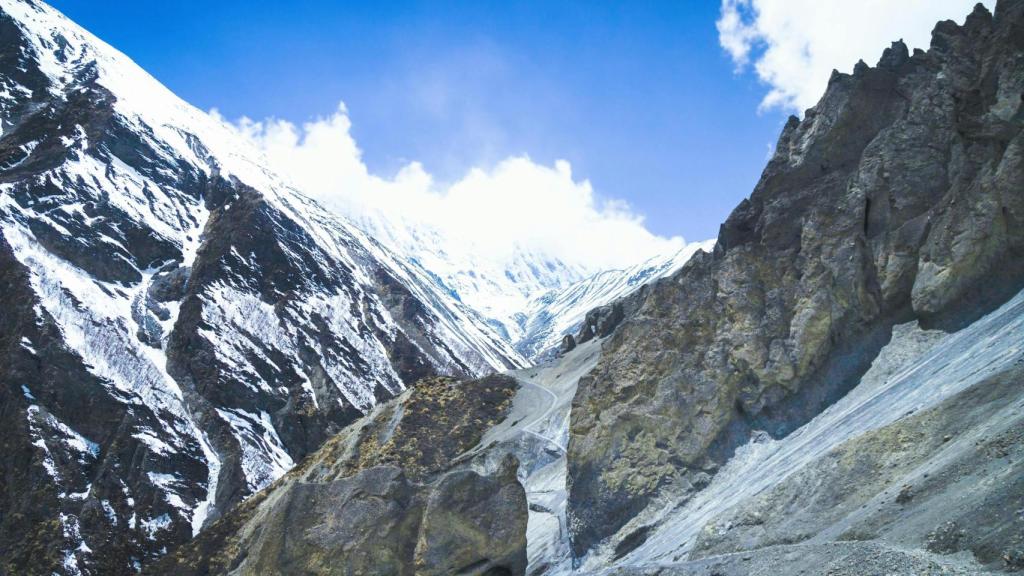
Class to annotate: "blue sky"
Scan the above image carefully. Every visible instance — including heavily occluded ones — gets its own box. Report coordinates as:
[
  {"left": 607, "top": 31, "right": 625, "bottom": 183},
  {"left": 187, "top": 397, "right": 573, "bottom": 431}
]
[
  {"left": 48, "top": 1, "right": 984, "bottom": 247},
  {"left": 50, "top": 0, "right": 789, "bottom": 242}
]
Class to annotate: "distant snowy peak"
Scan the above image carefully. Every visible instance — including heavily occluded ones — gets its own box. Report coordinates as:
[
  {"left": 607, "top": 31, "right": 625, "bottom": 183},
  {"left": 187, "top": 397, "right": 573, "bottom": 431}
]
[
  {"left": 346, "top": 203, "right": 712, "bottom": 362},
  {"left": 514, "top": 239, "right": 716, "bottom": 360},
  {"left": 342, "top": 206, "right": 590, "bottom": 342}
]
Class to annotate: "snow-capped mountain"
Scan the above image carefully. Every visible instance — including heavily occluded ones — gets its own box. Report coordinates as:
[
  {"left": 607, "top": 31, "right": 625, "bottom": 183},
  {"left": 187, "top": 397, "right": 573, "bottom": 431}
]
[
  {"left": 0, "top": 0, "right": 528, "bottom": 571},
  {"left": 342, "top": 208, "right": 591, "bottom": 345},
  {"left": 514, "top": 239, "right": 716, "bottom": 360},
  {"left": 343, "top": 207, "right": 712, "bottom": 363}
]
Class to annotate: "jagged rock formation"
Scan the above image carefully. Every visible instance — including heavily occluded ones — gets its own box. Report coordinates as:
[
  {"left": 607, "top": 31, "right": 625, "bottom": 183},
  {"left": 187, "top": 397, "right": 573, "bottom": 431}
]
[
  {"left": 561, "top": 334, "right": 577, "bottom": 354},
  {"left": 568, "top": 0, "right": 1024, "bottom": 561},
  {"left": 0, "top": 1, "right": 527, "bottom": 573},
  {"left": 148, "top": 374, "right": 528, "bottom": 576}
]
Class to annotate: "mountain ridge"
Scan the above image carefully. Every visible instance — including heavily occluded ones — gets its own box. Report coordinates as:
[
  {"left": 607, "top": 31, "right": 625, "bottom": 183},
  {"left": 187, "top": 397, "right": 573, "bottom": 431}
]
[
  {"left": 567, "top": 0, "right": 1024, "bottom": 562},
  {"left": 0, "top": 0, "right": 535, "bottom": 570}
]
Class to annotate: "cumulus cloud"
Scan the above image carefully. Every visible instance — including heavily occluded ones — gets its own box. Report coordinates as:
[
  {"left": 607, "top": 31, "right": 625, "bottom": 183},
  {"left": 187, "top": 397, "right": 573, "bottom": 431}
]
[
  {"left": 222, "top": 103, "right": 685, "bottom": 272},
  {"left": 718, "top": 0, "right": 994, "bottom": 112}
]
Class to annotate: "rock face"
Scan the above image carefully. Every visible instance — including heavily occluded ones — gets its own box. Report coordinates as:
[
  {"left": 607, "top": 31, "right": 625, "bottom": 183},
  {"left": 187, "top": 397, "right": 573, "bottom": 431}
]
[
  {"left": 568, "top": 0, "right": 1024, "bottom": 559},
  {"left": 0, "top": 1, "right": 525, "bottom": 573},
  {"left": 576, "top": 299, "right": 629, "bottom": 345},
  {"left": 148, "top": 375, "right": 528, "bottom": 576},
  {"left": 415, "top": 463, "right": 529, "bottom": 576}
]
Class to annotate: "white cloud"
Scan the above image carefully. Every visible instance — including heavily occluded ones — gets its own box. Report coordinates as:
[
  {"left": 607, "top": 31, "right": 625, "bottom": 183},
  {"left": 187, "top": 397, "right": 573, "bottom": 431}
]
[
  {"left": 718, "top": 0, "right": 993, "bottom": 112},
  {"left": 220, "top": 103, "right": 685, "bottom": 273}
]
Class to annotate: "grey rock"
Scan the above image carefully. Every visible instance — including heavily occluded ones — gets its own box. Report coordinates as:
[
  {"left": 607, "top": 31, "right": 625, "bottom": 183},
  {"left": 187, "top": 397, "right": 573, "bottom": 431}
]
[
  {"left": 561, "top": 333, "right": 577, "bottom": 354},
  {"left": 926, "top": 522, "right": 966, "bottom": 555},
  {"left": 567, "top": 0, "right": 1024, "bottom": 557},
  {"left": 576, "top": 302, "right": 626, "bottom": 344},
  {"left": 147, "top": 264, "right": 190, "bottom": 302},
  {"left": 148, "top": 375, "right": 528, "bottom": 576},
  {"left": 690, "top": 361, "right": 1024, "bottom": 571},
  {"left": 245, "top": 466, "right": 422, "bottom": 575},
  {"left": 415, "top": 455, "right": 528, "bottom": 576},
  {"left": 596, "top": 540, "right": 992, "bottom": 576}
]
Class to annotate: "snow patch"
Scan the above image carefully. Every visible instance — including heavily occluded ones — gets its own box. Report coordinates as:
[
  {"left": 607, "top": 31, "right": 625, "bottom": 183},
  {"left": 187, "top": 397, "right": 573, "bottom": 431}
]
[{"left": 214, "top": 407, "right": 295, "bottom": 492}]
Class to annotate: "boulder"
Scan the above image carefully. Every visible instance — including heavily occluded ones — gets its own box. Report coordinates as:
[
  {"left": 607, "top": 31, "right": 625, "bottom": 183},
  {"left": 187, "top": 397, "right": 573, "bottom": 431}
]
[
  {"left": 415, "top": 456, "right": 528, "bottom": 576},
  {"left": 148, "top": 375, "right": 529, "bottom": 576},
  {"left": 561, "top": 333, "right": 577, "bottom": 354}
]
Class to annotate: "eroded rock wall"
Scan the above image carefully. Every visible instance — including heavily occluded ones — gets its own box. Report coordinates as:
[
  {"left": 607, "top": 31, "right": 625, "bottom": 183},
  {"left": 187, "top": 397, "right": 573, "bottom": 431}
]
[{"left": 568, "top": 0, "right": 1024, "bottom": 557}]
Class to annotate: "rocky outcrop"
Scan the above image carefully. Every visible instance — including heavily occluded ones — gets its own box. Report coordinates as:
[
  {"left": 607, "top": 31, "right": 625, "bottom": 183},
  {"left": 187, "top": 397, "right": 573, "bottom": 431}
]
[
  {"left": 575, "top": 288, "right": 649, "bottom": 347},
  {"left": 148, "top": 375, "right": 529, "bottom": 576},
  {"left": 561, "top": 334, "right": 577, "bottom": 354},
  {"left": 415, "top": 462, "right": 529, "bottom": 576},
  {"left": 567, "top": 0, "right": 1024, "bottom": 558},
  {"left": 575, "top": 301, "right": 626, "bottom": 345},
  {"left": 181, "top": 462, "right": 526, "bottom": 576}
]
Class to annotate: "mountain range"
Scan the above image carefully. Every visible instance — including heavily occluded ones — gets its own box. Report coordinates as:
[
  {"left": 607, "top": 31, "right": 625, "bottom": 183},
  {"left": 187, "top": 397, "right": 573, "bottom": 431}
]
[
  {"left": 2, "top": 0, "right": 1023, "bottom": 575},
  {"left": 0, "top": 0, "right": 706, "bottom": 572}
]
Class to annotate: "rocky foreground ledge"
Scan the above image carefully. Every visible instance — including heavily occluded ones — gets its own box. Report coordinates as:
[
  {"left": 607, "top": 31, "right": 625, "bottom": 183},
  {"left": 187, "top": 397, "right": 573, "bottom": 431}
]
[{"left": 147, "top": 375, "right": 528, "bottom": 575}]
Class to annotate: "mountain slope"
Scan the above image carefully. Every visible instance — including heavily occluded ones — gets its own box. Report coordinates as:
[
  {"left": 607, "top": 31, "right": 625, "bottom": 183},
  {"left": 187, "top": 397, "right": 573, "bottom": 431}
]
[
  {"left": 0, "top": 0, "right": 526, "bottom": 572},
  {"left": 567, "top": 0, "right": 1024, "bottom": 562}
]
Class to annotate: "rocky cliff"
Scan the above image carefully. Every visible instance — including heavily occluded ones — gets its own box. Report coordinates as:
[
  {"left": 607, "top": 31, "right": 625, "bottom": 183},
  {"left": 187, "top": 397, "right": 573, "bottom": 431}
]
[{"left": 568, "top": 0, "right": 1024, "bottom": 561}]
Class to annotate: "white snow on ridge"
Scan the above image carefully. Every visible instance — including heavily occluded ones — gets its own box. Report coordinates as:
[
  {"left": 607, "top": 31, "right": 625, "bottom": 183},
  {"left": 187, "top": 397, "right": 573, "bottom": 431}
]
[
  {"left": 348, "top": 208, "right": 590, "bottom": 346},
  {"left": 3, "top": 0, "right": 529, "bottom": 374},
  {"left": 199, "top": 280, "right": 405, "bottom": 413},
  {"left": 1, "top": 192, "right": 219, "bottom": 536},
  {"left": 215, "top": 408, "right": 295, "bottom": 493},
  {"left": 1, "top": 0, "right": 231, "bottom": 538},
  {"left": 263, "top": 187, "right": 531, "bottom": 373},
  {"left": 353, "top": 201, "right": 715, "bottom": 362},
  {"left": 516, "top": 239, "right": 715, "bottom": 359}
]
